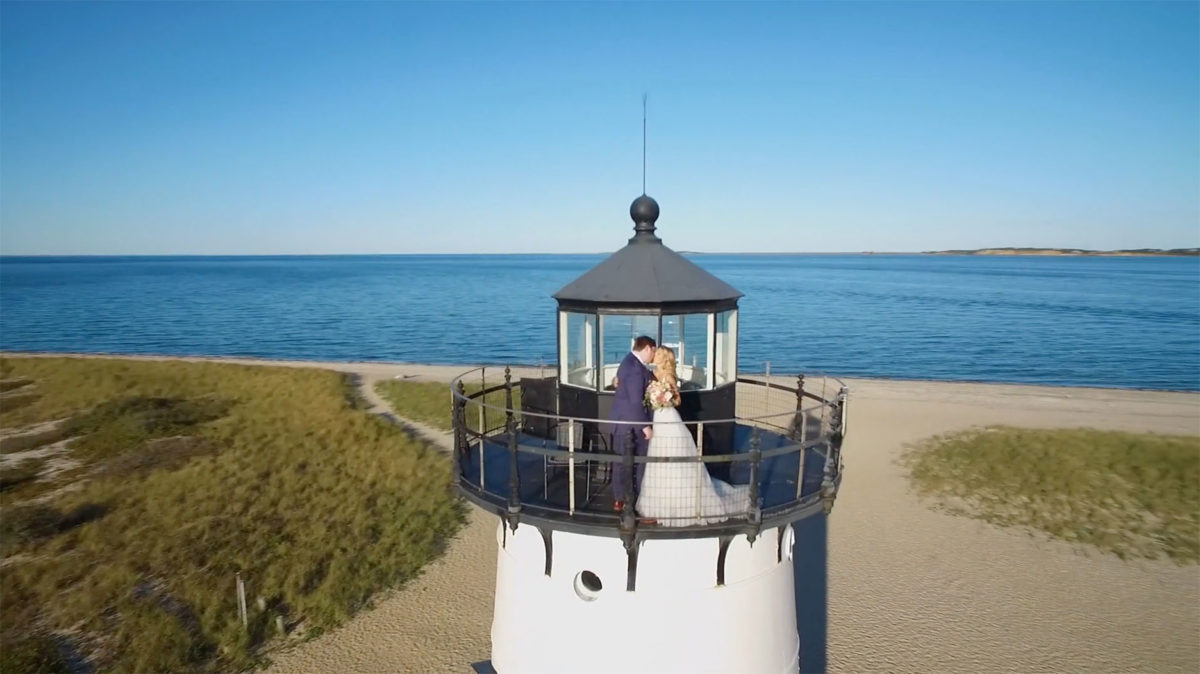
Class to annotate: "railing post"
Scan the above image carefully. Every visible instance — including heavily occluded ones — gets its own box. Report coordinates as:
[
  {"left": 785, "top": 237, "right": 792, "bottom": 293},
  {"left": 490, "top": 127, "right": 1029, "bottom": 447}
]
[
  {"left": 692, "top": 422, "right": 704, "bottom": 520},
  {"left": 821, "top": 456, "right": 837, "bottom": 515},
  {"left": 505, "top": 366, "right": 521, "bottom": 531},
  {"left": 791, "top": 374, "right": 806, "bottom": 440},
  {"left": 793, "top": 374, "right": 807, "bottom": 500},
  {"left": 836, "top": 386, "right": 849, "bottom": 444},
  {"left": 452, "top": 381, "right": 466, "bottom": 480},
  {"left": 567, "top": 418, "right": 576, "bottom": 515},
  {"left": 764, "top": 361, "right": 771, "bottom": 413},
  {"left": 833, "top": 385, "right": 849, "bottom": 476},
  {"left": 620, "top": 425, "right": 637, "bottom": 550},
  {"left": 505, "top": 366, "right": 516, "bottom": 433},
  {"left": 821, "top": 387, "right": 848, "bottom": 515},
  {"left": 829, "top": 386, "right": 846, "bottom": 468},
  {"left": 747, "top": 427, "right": 762, "bottom": 544},
  {"left": 474, "top": 374, "right": 487, "bottom": 487},
  {"left": 471, "top": 373, "right": 485, "bottom": 490}
]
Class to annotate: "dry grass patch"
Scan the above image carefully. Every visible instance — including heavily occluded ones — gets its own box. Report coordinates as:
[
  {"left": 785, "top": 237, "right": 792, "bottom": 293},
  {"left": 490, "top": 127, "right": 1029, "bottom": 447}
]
[
  {"left": 0, "top": 356, "right": 464, "bottom": 672},
  {"left": 0, "top": 633, "right": 72, "bottom": 674},
  {"left": 0, "top": 457, "right": 49, "bottom": 491},
  {"left": 0, "top": 421, "right": 72, "bottom": 454},
  {"left": 905, "top": 426, "right": 1200, "bottom": 563},
  {"left": 376, "top": 378, "right": 521, "bottom": 432},
  {"left": 375, "top": 380, "right": 457, "bottom": 431},
  {"left": 0, "top": 377, "right": 33, "bottom": 393},
  {"left": 0, "top": 391, "right": 41, "bottom": 413}
]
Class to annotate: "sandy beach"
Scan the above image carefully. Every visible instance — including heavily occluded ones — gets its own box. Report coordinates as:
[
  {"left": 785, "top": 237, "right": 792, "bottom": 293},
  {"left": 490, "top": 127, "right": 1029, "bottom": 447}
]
[{"left": 5, "top": 353, "right": 1199, "bottom": 672}]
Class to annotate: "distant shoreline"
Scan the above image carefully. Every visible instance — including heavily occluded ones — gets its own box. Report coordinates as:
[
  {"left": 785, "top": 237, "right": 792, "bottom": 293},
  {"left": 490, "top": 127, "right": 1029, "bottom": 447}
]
[
  {"left": 2, "top": 249, "right": 1199, "bottom": 258},
  {"left": 3, "top": 351, "right": 1199, "bottom": 394},
  {"left": 917, "top": 247, "right": 1200, "bottom": 257}
]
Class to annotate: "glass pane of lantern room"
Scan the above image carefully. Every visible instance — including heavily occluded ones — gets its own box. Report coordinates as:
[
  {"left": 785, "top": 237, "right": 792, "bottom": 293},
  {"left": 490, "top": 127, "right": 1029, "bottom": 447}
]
[
  {"left": 560, "top": 312, "right": 596, "bottom": 388},
  {"left": 714, "top": 309, "right": 738, "bottom": 386},
  {"left": 662, "top": 313, "right": 710, "bottom": 390},
  {"left": 600, "top": 314, "right": 658, "bottom": 391}
]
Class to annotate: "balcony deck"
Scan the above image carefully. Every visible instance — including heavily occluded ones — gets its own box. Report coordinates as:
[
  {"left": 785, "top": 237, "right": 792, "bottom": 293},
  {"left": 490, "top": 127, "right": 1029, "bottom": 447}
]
[
  {"left": 458, "top": 424, "right": 830, "bottom": 527},
  {"left": 452, "top": 372, "right": 848, "bottom": 538}
]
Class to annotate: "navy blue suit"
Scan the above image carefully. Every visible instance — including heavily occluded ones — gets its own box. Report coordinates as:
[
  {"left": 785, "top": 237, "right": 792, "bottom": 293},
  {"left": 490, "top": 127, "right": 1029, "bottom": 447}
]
[{"left": 608, "top": 351, "right": 653, "bottom": 502}]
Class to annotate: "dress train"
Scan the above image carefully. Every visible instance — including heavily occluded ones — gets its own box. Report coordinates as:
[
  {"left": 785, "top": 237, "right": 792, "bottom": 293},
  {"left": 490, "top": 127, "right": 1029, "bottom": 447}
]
[{"left": 635, "top": 407, "right": 751, "bottom": 526}]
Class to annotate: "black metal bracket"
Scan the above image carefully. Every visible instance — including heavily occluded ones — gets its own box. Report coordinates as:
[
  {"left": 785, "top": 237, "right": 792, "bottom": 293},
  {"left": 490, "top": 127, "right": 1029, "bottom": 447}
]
[
  {"left": 539, "top": 527, "right": 553, "bottom": 577},
  {"left": 625, "top": 538, "right": 640, "bottom": 592},
  {"left": 715, "top": 535, "right": 734, "bottom": 586}
]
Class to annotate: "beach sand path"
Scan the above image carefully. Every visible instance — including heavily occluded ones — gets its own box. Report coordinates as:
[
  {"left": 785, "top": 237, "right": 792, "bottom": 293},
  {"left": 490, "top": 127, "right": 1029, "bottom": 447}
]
[{"left": 4, "top": 354, "right": 1196, "bottom": 673}]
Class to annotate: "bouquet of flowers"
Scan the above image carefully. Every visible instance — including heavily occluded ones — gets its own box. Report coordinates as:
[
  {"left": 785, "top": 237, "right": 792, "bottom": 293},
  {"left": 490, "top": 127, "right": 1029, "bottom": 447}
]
[{"left": 645, "top": 380, "right": 678, "bottom": 410}]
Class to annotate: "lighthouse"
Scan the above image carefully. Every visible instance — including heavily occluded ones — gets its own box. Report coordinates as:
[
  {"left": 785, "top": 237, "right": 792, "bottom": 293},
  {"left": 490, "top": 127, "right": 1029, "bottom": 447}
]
[{"left": 451, "top": 195, "right": 848, "bottom": 674}]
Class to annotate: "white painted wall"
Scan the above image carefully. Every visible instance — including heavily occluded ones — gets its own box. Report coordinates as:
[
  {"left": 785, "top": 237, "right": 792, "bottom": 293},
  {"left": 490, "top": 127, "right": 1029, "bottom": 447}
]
[{"left": 490, "top": 522, "right": 799, "bottom": 674}]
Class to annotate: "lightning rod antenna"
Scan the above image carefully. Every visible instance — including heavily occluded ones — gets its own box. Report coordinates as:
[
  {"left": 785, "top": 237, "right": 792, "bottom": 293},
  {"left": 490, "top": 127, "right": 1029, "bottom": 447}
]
[{"left": 642, "top": 93, "right": 647, "bottom": 195}]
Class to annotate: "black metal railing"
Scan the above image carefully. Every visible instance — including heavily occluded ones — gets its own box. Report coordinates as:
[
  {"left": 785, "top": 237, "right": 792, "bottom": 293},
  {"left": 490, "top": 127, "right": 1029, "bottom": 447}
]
[{"left": 451, "top": 366, "right": 848, "bottom": 541}]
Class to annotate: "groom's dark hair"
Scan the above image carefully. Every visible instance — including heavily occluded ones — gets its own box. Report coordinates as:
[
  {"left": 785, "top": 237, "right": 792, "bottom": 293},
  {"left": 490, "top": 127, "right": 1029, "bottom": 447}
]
[{"left": 633, "top": 335, "right": 657, "bottom": 351}]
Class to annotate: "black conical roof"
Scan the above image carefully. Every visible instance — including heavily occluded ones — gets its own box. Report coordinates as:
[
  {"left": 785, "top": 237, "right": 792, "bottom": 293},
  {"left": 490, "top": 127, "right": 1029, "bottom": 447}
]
[{"left": 554, "top": 196, "right": 743, "bottom": 305}]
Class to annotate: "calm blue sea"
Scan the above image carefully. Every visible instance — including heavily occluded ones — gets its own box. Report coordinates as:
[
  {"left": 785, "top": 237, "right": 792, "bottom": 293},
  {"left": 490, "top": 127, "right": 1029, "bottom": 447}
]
[{"left": 1, "top": 254, "right": 1197, "bottom": 391}]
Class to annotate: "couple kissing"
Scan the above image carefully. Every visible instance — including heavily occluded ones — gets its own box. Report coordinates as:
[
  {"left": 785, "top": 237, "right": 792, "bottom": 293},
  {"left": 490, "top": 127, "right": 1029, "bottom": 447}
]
[{"left": 607, "top": 336, "right": 749, "bottom": 526}]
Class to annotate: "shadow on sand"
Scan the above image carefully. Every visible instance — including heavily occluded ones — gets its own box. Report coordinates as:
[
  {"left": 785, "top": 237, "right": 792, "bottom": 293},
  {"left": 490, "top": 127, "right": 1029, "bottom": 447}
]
[{"left": 793, "top": 512, "right": 829, "bottom": 674}]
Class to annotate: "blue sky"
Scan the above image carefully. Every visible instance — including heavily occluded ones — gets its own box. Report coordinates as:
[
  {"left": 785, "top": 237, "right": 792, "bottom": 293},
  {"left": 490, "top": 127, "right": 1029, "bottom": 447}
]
[{"left": 1, "top": 1, "right": 1196, "bottom": 255}]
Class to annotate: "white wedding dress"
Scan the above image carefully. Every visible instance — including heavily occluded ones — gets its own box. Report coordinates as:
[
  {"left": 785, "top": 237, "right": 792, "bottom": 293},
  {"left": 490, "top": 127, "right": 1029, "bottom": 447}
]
[{"left": 636, "top": 406, "right": 751, "bottom": 526}]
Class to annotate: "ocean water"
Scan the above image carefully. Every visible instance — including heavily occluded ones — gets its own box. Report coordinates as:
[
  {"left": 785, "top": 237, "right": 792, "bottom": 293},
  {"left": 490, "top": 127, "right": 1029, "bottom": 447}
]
[{"left": 1, "top": 254, "right": 1197, "bottom": 391}]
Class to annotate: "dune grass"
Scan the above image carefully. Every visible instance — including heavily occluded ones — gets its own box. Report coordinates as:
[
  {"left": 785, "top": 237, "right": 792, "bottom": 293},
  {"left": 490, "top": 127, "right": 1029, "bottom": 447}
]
[
  {"left": 0, "top": 423, "right": 72, "bottom": 454},
  {"left": 0, "top": 634, "right": 70, "bottom": 674},
  {"left": 0, "top": 357, "right": 464, "bottom": 673},
  {"left": 1, "top": 391, "right": 41, "bottom": 412},
  {"left": 905, "top": 426, "right": 1200, "bottom": 563},
  {"left": 376, "top": 377, "right": 521, "bottom": 432},
  {"left": 0, "top": 457, "right": 49, "bottom": 492},
  {"left": 0, "top": 377, "right": 33, "bottom": 392}
]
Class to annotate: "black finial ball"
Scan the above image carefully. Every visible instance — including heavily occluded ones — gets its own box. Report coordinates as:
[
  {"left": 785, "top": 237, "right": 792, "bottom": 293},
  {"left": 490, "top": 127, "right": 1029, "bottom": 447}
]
[{"left": 630, "top": 194, "right": 660, "bottom": 225}]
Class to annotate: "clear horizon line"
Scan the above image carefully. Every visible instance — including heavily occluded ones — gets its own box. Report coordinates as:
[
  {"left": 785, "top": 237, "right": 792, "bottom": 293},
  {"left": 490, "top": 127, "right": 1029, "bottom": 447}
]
[
  {"left": 0, "top": 251, "right": 911, "bottom": 257},
  {"left": 2, "top": 248, "right": 1198, "bottom": 258}
]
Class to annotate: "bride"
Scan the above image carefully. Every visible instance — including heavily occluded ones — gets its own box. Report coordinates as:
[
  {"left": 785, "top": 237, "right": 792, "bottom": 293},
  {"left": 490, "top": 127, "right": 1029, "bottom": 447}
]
[{"left": 636, "top": 347, "right": 751, "bottom": 526}]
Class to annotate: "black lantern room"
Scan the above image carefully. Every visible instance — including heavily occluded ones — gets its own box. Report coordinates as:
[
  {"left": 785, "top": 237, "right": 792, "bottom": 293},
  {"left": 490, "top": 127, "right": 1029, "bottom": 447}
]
[
  {"left": 454, "top": 193, "right": 848, "bottom": 534},
  {"left": 552, "top": 194, "right": 743, "bottom": 457}
]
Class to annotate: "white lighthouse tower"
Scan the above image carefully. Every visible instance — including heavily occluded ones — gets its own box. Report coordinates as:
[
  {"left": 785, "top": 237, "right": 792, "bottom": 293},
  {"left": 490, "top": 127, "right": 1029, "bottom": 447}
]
[{"left": 451, "top": 195, "right": 847, "bottom": 674}]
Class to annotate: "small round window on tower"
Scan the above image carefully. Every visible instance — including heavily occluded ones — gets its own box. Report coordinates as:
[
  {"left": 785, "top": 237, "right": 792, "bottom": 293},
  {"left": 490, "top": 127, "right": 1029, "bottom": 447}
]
[
  {"left": 573, "top": 570, "right": 603, "bottom": 601},
  {"left": 782, "top": 525, "right": 796, "bottom": 561}
]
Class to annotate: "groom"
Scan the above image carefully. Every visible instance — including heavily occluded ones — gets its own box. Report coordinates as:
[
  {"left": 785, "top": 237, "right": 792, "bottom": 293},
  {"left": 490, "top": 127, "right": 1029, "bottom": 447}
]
[{"left": 609, "top": 335, "right": 656, "bottom": 511}]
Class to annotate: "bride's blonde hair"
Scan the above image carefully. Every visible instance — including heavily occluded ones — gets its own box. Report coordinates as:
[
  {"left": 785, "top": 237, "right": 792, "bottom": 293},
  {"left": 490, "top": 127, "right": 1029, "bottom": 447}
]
[{"left": 653, "top": 347, "right": 679, "bottom": 394}]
